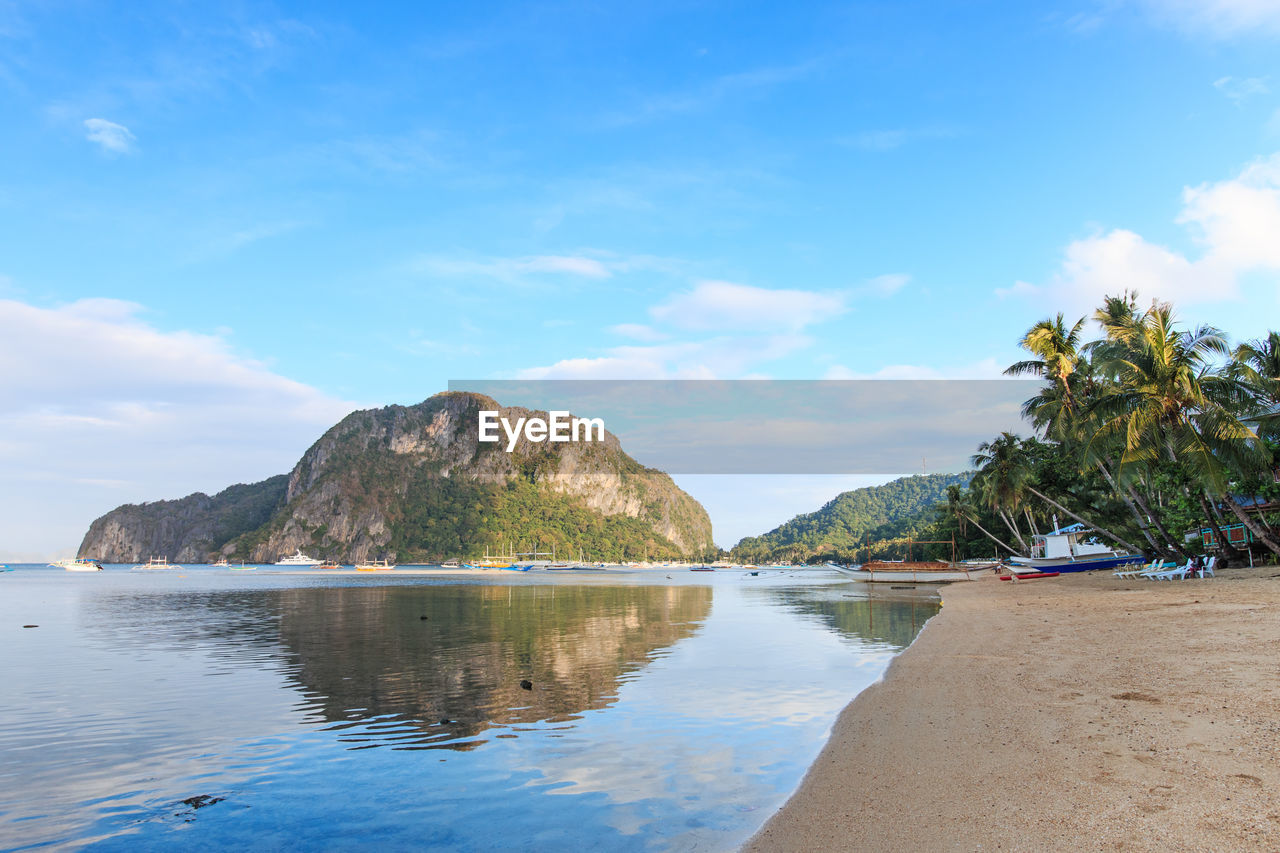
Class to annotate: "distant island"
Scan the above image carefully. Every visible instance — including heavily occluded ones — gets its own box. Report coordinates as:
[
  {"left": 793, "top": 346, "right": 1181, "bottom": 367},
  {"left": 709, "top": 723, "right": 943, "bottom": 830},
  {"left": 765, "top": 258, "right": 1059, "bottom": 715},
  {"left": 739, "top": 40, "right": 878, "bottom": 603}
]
[{"left": 79, "top": 391, "right": 715, "bottom": 564}]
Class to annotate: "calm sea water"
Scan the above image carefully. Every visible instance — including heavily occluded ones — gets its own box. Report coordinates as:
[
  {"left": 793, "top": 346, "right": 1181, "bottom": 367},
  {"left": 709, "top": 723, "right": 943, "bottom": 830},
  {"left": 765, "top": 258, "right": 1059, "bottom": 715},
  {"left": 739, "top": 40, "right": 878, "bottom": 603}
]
[{"left": 0, "top": 567, "right": 937, "bottom": 852}]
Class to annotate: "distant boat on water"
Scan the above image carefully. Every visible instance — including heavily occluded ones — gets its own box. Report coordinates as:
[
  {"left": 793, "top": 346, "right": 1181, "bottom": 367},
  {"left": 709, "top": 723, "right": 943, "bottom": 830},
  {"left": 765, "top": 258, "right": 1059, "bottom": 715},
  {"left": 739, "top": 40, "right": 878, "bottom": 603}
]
[
  {"left": 131, "top": 557, "right": 180, "bottom": 570},
  {"left": 275, "top": 549, "right": 323, "bottom": 566},
  {"left": 52, "top": 558, "right": 104, "bottom": 572},
  {"left": 211, "top": 558, "right": 230, "bottom": 567},
  {"left": 354, "top": 559, "right": 395, "bottom": 571},
  {"left": 315, "top": 561, "right": 342, "bottom": 570},
  {"left": 440, "top": 559, "right": 460, "bottom": 569}
]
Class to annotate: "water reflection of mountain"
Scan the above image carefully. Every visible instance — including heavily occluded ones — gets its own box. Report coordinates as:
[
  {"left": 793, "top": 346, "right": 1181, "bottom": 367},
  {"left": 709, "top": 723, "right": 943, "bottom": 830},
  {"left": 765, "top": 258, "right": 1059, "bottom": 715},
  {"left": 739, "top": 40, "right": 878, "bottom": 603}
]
[
  {"left": 753, "top": 587, "right": 940, "bottom": 648},
  {"left": 275, "top": 584, "right": 713, "bottom": 750}
]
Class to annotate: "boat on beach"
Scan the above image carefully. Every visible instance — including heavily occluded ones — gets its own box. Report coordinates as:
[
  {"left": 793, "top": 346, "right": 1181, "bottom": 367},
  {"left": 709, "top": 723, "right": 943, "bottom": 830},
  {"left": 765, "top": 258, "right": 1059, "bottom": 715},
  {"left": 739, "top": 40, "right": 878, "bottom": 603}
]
[
  {"left": 275, "top": 549, "right": 323, "bottom": 567},
  {"left": 354, "top": 559, "right": 395, "bottom": 571},
  {"left": 827, "top": 560, "right": 992, "bottom": 583},
  {"left": 1007, "top": 524, "right": 1144, "bottom": 573},
  {"left": 52, "top": 558, "right": 104, "bottom": 572}
]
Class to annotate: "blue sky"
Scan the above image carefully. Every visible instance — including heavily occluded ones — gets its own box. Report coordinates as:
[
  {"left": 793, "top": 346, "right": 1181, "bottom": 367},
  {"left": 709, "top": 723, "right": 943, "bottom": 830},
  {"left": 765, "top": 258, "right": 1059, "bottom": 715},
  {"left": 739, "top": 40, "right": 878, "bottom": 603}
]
[{"left": 4, "top": 0, "right": 1280, "bottom": 558}]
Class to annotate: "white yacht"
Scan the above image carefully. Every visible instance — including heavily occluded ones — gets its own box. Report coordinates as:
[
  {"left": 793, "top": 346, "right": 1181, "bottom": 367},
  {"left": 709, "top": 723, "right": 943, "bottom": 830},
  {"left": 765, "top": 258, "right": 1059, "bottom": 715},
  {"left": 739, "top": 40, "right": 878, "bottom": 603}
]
[{"left": 274, "top": 549, "right": 323, "bottom": 566}]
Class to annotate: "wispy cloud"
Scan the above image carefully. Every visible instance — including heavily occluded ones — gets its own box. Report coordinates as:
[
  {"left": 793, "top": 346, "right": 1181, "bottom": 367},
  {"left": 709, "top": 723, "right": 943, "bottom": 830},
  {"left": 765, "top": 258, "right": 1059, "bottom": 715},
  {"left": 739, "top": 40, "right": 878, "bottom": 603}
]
[
  {"left": 1213, "top": 75, "right": 1269, "bottom": 103},
  {"left": 413, "top": 253, "right": 614, "bottom": 284},
  {"left": 600, "top": 58, "right": 822, "bottom": 127},
  {"left": 1138, "top": 0, "right": 1280, "bottom": 36},
  {"left": 862, "top": 273, "right": 910, "bottom": 297},
  {"left": 841, "top": 125, "right": 960, "bottom": 152},
  {"left": 650, "top": 280, "right": 847, "bottom": 332},
  {"left": 83, "top": 118, "right": 135, "bottom": 154}
]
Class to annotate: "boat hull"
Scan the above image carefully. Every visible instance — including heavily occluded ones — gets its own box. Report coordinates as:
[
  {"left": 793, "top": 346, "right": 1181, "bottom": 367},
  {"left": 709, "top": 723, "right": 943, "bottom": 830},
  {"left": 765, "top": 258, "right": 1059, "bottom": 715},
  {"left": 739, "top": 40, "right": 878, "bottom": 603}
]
[
  {"left": 827, "top": 564, "right": 983, "bottom": 583},
  {"left": 1008, "top": 554, "right": 1144, "bottom": 573}
]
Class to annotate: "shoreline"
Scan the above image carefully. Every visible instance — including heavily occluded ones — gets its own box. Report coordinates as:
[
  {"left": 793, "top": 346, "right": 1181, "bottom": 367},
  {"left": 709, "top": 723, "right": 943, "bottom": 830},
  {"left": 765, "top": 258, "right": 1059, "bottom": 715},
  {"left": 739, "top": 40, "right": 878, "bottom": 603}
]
[{"left": 745, "top": 568, "right": 1280, "bottom": 852}]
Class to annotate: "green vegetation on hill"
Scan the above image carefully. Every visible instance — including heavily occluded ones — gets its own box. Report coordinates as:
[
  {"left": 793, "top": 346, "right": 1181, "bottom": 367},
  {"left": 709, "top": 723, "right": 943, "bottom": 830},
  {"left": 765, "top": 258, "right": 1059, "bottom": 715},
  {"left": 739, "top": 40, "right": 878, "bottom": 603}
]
[{"left": 730, "top": 473, "right": 972, "bottom": 564}]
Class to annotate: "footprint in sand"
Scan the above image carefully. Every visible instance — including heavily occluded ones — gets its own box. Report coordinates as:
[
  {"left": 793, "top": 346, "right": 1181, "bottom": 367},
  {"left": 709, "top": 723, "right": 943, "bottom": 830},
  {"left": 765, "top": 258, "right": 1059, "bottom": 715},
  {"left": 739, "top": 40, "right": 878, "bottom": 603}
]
[{"left": 1112, "top": 692, "right": 1160, "bottom": 703}]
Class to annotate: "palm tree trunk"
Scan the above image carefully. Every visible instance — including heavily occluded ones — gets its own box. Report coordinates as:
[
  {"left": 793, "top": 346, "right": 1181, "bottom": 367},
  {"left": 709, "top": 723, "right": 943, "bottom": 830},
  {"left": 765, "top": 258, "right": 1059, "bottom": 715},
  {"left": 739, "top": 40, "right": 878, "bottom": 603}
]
[
  {"left": 1024, "top": 507, "right": 1040, "bottom": 537},
  {"left": 962, "top": 512, "right": 1021, "bottom": 555},
  {"left": 1095, "top": 459, "right": 1178, "bottom": 558},
  {"left": 1126, "top": 484, "right": 1188, "bottom": 559},
  {"left": 1222, "top": 494, "right": 1280, "bottom": 557},
  {"left": 996, "top": 508, "right": 1029, "bottom": 552},
  {"left": 1025, "top": 486, "right": 1144, "bottom": 554}
]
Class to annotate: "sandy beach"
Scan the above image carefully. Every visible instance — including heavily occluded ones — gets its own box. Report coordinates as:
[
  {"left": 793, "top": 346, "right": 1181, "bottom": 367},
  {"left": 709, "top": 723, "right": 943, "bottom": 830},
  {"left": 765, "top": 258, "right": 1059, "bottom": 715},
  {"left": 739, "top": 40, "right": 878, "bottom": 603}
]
[{"left": 746, "top": 567, "right": 1280, "bottom": 852}]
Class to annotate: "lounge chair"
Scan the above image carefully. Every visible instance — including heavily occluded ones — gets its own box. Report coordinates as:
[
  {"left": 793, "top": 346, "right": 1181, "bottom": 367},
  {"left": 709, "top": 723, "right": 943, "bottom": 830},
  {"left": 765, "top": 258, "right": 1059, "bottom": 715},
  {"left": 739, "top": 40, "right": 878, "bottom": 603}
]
[
  {"left": 1115, "top": 559, "right": 1159, "bottom": 579},
  {"left": 1148, "top": 560, "right": 1192, "bottom": 581}
]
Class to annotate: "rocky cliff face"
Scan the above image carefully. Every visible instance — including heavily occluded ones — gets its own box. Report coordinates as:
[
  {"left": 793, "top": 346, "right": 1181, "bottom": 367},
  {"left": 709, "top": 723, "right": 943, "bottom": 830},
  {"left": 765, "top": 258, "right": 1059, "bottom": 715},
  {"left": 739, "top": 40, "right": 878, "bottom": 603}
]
[
  {"left": 79, "top": 476, "right": 288, "bottom": 563},
  {"left": 79, "top": 392, "right": 713, "bottom": 563}
]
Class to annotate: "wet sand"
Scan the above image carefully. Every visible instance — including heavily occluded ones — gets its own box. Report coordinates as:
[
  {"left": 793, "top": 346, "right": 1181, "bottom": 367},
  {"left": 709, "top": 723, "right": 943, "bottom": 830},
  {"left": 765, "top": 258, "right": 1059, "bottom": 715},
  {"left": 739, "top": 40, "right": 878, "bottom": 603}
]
[{"left": 746, "top": 567, "right": 1280, "bottom": 852}]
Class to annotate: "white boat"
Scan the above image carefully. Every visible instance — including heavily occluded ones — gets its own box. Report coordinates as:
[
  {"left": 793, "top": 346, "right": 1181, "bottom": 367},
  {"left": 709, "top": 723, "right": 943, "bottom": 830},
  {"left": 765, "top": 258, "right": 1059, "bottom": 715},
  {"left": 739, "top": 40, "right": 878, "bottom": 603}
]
[
  {"left": 1007, "top": 524, "right": 1144, "bottom": 573},
  {"left": 275, "top": 549, "right": 323, "bottom": 566},
  {"left": 131, "top": 556, "right": 181, "bottom": 570},
  {"left": 211, "top": 558, "right": 230, "bottom": 568},
  {"left": 354, "top": 559, "right": 395, "bottom": 571},
  {"left": 827, "top": 560, "right": 989, "bottom": 583},
  {"left": 52, "top": 558, "right": 103, "bottom": 572}
]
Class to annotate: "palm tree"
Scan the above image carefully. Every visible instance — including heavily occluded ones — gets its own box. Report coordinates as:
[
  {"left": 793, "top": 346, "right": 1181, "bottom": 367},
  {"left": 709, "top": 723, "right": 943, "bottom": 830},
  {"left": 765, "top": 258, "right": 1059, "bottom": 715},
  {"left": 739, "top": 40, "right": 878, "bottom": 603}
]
[
  {"left": 970, "top": 433, "right": 1034, "bottom": 553},
  {"left": 1089, "top": 302, "right": 1280, "bottom": 558},
  {"left": 1008, "top": 306, "right": 1182, "bottom": 559}
]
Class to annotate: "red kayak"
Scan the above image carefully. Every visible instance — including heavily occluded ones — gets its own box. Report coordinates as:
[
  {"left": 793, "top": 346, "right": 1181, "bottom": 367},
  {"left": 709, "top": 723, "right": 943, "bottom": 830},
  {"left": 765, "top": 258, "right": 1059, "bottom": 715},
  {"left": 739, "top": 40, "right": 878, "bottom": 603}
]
[{"left": 999, "top": 571, "right": 1060, "bottom": 581}]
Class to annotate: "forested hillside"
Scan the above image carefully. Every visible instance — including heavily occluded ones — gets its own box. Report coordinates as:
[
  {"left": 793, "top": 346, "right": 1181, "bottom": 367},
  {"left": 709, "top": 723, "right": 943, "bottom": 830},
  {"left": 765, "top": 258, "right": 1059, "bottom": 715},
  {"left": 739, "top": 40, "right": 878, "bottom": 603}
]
[{"left": 730, "top": 473, "right": 972, "bottom": 564}]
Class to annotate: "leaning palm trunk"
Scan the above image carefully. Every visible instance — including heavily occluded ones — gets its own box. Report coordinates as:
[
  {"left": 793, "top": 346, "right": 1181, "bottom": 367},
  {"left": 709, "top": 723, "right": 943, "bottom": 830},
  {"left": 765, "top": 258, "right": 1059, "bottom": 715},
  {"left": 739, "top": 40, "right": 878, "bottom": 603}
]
[
  {"left": 1125, "top": 484, "right": 1187, "bottom": 560},
  {"left": 1094, "top": 457, "right": 1180, "bottom": 559},
  {"left": 996, "top": 508, "right": 1030, "bottom": 552},
  {"left": 962, "top": 512, "right": 1022, "bottom": 556},
  {"left": 1222, "top": 494, "right": 1280, "bottom": 557},
  {"left": 1025, "top": 486, "right": 1143, "bottom": 555}
]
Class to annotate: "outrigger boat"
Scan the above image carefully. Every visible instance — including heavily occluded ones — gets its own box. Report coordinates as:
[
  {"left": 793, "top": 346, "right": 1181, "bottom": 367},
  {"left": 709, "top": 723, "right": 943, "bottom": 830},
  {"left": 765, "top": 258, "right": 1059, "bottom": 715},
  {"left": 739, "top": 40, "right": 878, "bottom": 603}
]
[
  {"left": 827, "top": 560, "right": 995, "bottom": 583},
  {"left": 354, "top": 559, "right": 395, "bottom": 571},
  {"left": 53, "top": 558, "right": 104, "bottom": 572},
  {"left": 131, "top": 556, "right": 181, "bottom": 570},
  {"left": 1007, "top": 524, "right": 1144, "bottom": 574}
]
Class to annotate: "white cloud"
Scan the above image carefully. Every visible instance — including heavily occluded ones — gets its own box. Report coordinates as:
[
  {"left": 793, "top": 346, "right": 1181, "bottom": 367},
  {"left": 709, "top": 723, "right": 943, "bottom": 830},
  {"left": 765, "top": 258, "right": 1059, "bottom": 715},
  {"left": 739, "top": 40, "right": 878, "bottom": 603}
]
[
  {"left": 83, "top": 118, "right": 136, "bottom": 154},
  {"left": 0, "top": 298, "right": 358, "bottom": 559},
  {"left": 650, "top": 280, "right": 846, "bottom": 332},
  {"left": 1004, "top": 152, "right": 1280, "bottom": 314},
  {"left": 1213, "top": 75, "right": 1269, "bottom": 103},
  {"left": 1139, "top": 0, "right": 1280, "bottom": 35}
]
